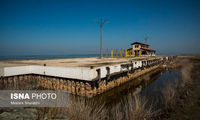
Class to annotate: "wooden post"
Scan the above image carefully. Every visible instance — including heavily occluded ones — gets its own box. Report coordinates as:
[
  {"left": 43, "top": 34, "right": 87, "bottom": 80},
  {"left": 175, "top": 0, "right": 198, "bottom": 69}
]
[
  {"left": 63, "top": 80, "right": 68, "bottom": 91},
  {"left": 67, "top": 80, "right": 72, "bottom": 93},
  {"left": 86, "top": 83, "right": 93, "bottom": 97},
  {"left": 116, "top": 49, "right": 118, "bottom": 57},
  {"left": 71, "top": 81, "right": 76, "bottom": 94},
  {"left": 111, "top": 49, "right": 113, "bottom": 58},
  {"left": 76, "top": 81, "right": 81, "bottom": 95},
  {"left": 80, "top": 82, "right": 86, "bottom": 96},
  {"left": 106, "top": 48, "right": 108, "bottom": 58},
  {"left": 120, "top": 48, "right": 123, "bottom": 58},
  {"left": 124, "top": 49, "right": 127, "bottom": 57},
  {"left": 139, "top": 50, "right": 141, "bottom": 56}
]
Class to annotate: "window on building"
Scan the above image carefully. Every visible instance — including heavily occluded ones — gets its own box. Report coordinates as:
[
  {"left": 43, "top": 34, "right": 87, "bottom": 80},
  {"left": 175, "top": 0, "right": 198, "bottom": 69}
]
[{"left": 135, "top": 45, "right": 139, "bottom": 48}]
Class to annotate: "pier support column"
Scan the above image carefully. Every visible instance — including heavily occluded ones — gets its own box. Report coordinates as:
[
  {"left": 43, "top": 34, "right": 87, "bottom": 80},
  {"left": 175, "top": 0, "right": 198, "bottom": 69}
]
[
  {"left": 139, "top": 50, "right": 141, "bottom": 56},
  {"left": 85, "top": 82, "right": 93, "bottom": 97},
  {"left": 47, "top": 77, "right": 52, "bottom": 89},
  {"left": 59, "top": 79, "right": 64, "bottom": 90},
  {"left": 19, "top": 76, "right": 23, "bottom": 89},
  {"left": 75, "top": 81, "right": 81, "bottom": 95},
  {"left": 133, "top": 50, "right": 135, "bottom": 57},
  {"left": 67, "top": 80, "right": 72, "bottom": 93},
  {"left": 52, "top": 78, "right": 57, "bottom": 90},
  {"left": 13, "top": 76, "right": 18, "bottom": 89},
  {"left": 80, "top": 82, "right": 86, "bottom": 96},
  {"left": 55, "top": 78, "right": 59, "bottom": 90},
  {"left": 8, "top": 77, "right": 13, "bottom": 89},
  {"left": 71, "top": 81, "right": 76, "bottom": 94},
  {"left": 63, "top": 80, "right": 68, "bottom": 91}
]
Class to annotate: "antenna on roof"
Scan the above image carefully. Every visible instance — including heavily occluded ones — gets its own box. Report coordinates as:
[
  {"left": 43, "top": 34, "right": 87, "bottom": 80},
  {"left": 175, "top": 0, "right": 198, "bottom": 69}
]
[{"left": 144, "top": 35, "right": 149, "bottom": 43}]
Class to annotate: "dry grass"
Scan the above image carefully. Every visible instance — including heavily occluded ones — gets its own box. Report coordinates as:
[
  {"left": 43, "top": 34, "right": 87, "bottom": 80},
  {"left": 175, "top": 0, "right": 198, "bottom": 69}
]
[
  {"left": 63, "top": 94, "right": 155, "bottom": 120},
  {"left": 64, "top": 98, "right": 106, "bottom": 120},
  {"left": 111, "top": 94, "right": 155, "bottom": 120},
  {"left": 162, "top": 83, "right": 177, "bottom": 110},
  {"left": 179, "top": 59, "right": 193, "bottom": 88}
]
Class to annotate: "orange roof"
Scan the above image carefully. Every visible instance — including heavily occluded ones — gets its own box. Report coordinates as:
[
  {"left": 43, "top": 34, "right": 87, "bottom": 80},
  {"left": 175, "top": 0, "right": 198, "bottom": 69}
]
[{"left": 141, "top": 47, "right": 156, "bottom": 52}]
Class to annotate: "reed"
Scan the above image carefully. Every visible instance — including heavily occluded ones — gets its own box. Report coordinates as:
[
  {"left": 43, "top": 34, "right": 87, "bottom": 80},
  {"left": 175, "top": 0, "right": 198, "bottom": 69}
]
[
  {"left": 162, "top": 83, "right": 177, "bottom": 111},
  {"left": 111, "top": 94, "right": 155, "bottom": 120},
  {"left": 65, "top": 98, "right": 106, "bottom": 120}
]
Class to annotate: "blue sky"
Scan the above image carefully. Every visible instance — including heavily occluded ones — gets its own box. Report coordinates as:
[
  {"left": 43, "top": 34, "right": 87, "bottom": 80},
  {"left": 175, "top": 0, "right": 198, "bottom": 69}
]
[{"left": 0, "top": 0, "right": 200, "bottom": 56}]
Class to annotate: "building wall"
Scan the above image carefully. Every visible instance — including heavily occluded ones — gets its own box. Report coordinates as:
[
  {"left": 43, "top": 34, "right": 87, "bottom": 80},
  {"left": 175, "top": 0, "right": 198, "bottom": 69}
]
[
  {"left": 131, "top": 44, "right": 141, "bottom": 56},
  {"left": 132, "top": 44, "right": 141, "bottom": 51},
  {"left": 132, "top": 44, "right": 149, "bottom": 51}
]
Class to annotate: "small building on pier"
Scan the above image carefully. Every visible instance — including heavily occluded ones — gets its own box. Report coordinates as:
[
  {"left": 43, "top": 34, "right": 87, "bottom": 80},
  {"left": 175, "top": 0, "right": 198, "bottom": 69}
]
[{"left": 130, "top": 42, "right": 156, "bottom": 57}]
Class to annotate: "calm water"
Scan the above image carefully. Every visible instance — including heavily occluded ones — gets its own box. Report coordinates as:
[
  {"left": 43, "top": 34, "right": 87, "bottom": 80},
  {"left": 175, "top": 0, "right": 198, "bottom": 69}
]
[
  {"left": 90, "top": 68, "right": 181, "bottom": 109},
  {"left": 0, "top": 53, "right": 168, "bottom": 60},
  {"left": 0, "top": 54, "right": 100, "bottom": 60}
]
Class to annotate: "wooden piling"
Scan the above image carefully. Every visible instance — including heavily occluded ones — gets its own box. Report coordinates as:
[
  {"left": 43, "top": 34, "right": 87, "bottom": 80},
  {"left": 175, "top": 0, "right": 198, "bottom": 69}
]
[
  {"left": 106, "top": 48, "right": 108, "bottom": 58},
  {"left": 76, "top": 81, "right": 81, "bottom": 95},
  {"left": 116, "top": 49, "right": 118, "bottom": 57},
  {"left": 120, "top": 48, "right": 123, "bottom": 57},
  {"left": 71, "top": 81, "right": 76, "bottom": 94},
  {"left": 85, "top": 82, "right": 93, "bottom": 97},
  {"left": 67, "top": 80, "right": 72, "bottom": 93},
  {"left": 111, "top": 49, "right": 113, "bottom": 58},
  {"left": 80, "top": 82, "right": 86, "bottom": 96}
]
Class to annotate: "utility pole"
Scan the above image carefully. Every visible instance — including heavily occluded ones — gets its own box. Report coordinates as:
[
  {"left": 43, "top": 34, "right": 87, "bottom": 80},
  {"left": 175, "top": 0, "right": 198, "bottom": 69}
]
[{"left": 95, "top": 18, "right": 109, "bottom": 58}]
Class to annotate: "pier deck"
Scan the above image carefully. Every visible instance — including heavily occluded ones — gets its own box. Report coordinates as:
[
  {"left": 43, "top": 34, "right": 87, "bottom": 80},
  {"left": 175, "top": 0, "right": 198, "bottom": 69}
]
[
  {"left": 0, "top": 56, "right": 173, "bottom": 97},
  {"left": 0, "top": 56, "right": 165, "bottom": 80},
  {"left": 0, "top": 56, "right": 162, "bottom": 67}
]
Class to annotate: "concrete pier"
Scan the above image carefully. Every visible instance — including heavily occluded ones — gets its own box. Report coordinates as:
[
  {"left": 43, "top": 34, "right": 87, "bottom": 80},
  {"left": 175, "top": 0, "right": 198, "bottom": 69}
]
[{"left": 0, "top": 56, "right": 175, "bottom": 97}]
